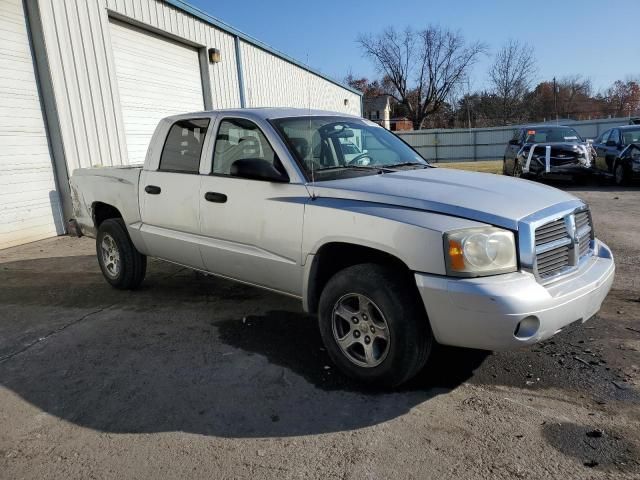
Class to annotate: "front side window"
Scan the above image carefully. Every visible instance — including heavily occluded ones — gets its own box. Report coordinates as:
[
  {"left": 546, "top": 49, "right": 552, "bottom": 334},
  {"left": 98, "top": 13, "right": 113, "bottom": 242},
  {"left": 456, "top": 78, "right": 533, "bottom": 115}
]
[
  {"left": 271, "top": 116, "right": 427, "bottom": 179},
  {"left": 599, "top": 130, "right": 611, "bottom": 144},
  {"left": 213, "top": 118, "right": 279, "bottom": 175},
  {"left": 159, "top": 118, "right": 210, "bottom": 173},
  {"left": 622, "top": 128, "right": 640, "bottom": 145},
  {"left": 609, "top": 129, "right": 620, "bottom": 145}
]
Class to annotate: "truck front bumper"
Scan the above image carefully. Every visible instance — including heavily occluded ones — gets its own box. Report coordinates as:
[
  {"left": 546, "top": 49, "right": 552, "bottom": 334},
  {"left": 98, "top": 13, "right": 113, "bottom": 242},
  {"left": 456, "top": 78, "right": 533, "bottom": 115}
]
[{"left": 415, "top": 240, "right": 615, "bottom": 351}]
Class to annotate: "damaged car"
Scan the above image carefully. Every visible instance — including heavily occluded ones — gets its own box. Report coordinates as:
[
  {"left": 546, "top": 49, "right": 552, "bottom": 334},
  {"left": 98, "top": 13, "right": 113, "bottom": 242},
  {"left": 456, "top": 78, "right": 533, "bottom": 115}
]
[
  {"left": 593, "top": 125, "right": 640, "bottom": 185},
  {"left": 503, "top": 125, "right": 596, "bottom": 181}
]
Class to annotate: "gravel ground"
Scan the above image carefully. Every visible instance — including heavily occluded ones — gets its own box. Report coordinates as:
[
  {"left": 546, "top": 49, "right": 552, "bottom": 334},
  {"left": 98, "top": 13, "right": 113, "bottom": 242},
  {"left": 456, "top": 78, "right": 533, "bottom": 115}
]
[{"left": 0, "top": 185, "right": 638, "bottom": 479}]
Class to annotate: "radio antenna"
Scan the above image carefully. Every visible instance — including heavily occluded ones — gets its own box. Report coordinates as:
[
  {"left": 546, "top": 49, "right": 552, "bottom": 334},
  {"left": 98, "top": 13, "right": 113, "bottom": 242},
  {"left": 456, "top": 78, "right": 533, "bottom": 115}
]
[{"left": 306, "top": 53, "right": 316, "bottom": 197}]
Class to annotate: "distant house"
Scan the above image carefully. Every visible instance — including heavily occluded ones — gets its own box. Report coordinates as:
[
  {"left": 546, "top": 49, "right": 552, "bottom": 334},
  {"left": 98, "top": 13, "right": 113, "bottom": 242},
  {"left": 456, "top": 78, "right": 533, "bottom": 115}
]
[
  {"left": 363, "top": 96, "right": 392, "bottom": 129},
  {"left": 363, "top": 96, "right": 413, "bottom": 131},
  {"left": 389, "top": 118, "right": 413, "bottom": 131}
]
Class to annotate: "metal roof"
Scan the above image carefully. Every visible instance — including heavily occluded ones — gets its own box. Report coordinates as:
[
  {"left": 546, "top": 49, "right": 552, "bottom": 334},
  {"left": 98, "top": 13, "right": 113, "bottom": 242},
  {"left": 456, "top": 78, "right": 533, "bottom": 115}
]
[{"left": 164, "top": 0, "right": 362, "bottom": 97}]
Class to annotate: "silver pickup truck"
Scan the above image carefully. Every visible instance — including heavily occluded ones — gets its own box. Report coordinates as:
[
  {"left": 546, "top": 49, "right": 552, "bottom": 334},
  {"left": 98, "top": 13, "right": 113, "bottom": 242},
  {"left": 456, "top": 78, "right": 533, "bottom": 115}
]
[{"left": 69, "top": 108, "right": 615, "bottom": 387}]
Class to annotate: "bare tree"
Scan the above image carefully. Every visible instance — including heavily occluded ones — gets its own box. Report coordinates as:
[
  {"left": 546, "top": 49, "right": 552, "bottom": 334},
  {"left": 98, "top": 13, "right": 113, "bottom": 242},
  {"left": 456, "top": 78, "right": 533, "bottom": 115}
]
[
  {"left": 488, "top": 39, "right": 537, "bottom": 125},
  {"left": 358, "top": 26, "right": 486, "bottom": 129},
  {"left": 557, "top": 75, "right": 592, "bottom": 117}
]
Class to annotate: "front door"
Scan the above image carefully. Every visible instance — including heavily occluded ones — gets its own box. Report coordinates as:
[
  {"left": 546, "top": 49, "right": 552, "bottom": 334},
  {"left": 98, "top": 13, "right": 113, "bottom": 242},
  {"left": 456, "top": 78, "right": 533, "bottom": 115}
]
[
  {"left": 139, "top": 118, "right": 210, "bottom": 268},
  {"left": 594, "top": 129, "right": 610, "bottom": 172},
  {"left": 603, "top": 129, "right": 621, "bottom": 172},
  {"left": 505, "top": 129, "right": 523, "bottom": 174},
  {"left": 198, "top": 117, "right": 307, "bottom": 296}
]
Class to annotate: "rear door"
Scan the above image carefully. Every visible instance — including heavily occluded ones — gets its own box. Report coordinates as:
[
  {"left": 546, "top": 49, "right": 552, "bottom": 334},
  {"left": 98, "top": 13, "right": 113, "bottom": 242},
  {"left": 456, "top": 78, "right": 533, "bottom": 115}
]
[
  {"left": 139, "top": 118, "right": 211, "bottom": 268},
  {"left": 198, "top": 117, "right": 307, "bottom": 296}
]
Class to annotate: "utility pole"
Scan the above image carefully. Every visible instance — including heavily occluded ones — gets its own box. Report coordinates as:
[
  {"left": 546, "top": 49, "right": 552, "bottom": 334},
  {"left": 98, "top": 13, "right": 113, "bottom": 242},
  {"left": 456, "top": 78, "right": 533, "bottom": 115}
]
[{"left": 553, "top": 77, "right": 558, "bottom": 123}]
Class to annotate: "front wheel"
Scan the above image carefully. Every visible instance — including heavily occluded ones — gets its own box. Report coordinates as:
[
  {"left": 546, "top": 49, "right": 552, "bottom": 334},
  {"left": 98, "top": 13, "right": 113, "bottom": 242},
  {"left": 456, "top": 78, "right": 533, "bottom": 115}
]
[
  {"left": 96, "top": 218, "right": 146, "bottom": 289},
  {"left": 614, "top": 162, "right": 630, "bottom": 186},
  {"left": 318, "top": 263, "right": 432, "bottom": 388}
]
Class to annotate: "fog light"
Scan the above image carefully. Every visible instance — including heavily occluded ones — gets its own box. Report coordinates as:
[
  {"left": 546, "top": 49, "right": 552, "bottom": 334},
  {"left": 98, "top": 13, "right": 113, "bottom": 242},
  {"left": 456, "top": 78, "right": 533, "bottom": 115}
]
[{"left": 514, "top": 316, "right": 540, "bottom": 340}]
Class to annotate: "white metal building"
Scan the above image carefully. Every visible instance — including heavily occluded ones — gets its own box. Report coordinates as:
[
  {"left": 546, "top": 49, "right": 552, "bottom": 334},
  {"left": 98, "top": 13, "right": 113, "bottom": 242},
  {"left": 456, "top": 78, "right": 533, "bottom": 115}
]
[{"left": 0, "top": 0, "right": 362, "bottom": 249}]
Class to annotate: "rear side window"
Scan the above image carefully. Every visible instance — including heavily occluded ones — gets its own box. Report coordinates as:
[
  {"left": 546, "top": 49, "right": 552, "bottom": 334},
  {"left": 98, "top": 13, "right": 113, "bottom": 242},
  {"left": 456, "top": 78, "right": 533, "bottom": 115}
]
[{"left": 159, "top": 118, "right": 210, "bottom": 173}]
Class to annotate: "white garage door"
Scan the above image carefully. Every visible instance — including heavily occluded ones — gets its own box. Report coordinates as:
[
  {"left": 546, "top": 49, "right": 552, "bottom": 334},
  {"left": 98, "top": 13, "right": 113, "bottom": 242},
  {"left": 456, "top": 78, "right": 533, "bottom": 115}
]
[
  {"left": 109, "top": 19, "right": 205, "bottom": 164},
  {"left": 0, "top": 0, "right": 63, "bottom": 249}
]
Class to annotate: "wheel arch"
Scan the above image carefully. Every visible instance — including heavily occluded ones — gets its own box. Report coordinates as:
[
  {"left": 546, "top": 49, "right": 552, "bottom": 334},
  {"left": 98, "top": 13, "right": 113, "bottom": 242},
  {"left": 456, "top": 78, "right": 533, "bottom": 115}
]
[
  {"left": 303, "top": 241, "right": 416, "bottom": 314},
  {"left": 92, "top": 201, "right": 123, "bottom": 228}
]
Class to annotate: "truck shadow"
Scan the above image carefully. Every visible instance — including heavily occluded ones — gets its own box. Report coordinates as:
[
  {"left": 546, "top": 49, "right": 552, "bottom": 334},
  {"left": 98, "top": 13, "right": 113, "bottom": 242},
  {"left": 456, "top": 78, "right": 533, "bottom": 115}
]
[{"left": 0, "top": 254, "right": 487, "bottom": 438}]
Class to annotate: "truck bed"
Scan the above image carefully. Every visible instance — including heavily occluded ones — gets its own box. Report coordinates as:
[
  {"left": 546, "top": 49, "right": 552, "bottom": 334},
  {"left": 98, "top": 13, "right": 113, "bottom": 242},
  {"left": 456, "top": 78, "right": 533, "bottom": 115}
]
[{"left": 70, "top": 166, "right": 143, "bottom": 238}]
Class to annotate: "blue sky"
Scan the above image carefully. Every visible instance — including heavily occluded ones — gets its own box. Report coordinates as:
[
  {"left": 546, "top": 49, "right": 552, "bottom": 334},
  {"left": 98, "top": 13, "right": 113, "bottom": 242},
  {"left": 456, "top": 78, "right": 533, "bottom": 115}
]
[{"left": 188, "top": 0, "right": 639, "bottom": 93}]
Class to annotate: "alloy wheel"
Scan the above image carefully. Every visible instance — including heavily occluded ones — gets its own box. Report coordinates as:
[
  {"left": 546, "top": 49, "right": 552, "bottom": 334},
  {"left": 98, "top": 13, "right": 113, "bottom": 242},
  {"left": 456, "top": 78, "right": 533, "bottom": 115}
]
[
  {"left": 100, "top": 233, "right": 121, "bottom": 278},
  {"left": 331, "top": 293, "right": 391, "bottom": 368}
]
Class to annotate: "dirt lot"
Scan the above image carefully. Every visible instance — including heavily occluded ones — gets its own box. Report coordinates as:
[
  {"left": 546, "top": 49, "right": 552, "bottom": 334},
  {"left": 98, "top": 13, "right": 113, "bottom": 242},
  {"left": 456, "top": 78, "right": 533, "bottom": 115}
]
[{"left": 1, "top": 184, "right": 639, "bottom": 479}]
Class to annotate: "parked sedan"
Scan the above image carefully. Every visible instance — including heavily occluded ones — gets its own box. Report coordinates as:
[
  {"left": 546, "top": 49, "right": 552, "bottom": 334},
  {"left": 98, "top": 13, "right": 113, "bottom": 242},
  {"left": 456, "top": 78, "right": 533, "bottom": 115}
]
[
  {"left": 503, "top": 125, "right": 595, "bottom": 181},
  {"left": 592, "top": 125, "right": 640, "bottom": 185}
]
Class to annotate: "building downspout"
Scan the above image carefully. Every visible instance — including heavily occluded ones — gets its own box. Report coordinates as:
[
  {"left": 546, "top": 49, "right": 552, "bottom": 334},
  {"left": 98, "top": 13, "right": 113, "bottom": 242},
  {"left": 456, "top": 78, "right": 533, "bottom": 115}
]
[{"left": 234, "top": 35, "right": 246, "bottom": 108}]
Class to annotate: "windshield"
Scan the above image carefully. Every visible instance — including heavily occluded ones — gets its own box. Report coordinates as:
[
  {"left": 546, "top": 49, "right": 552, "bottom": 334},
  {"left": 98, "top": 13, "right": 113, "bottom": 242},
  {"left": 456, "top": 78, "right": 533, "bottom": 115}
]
[
  {"left": 524, "top": 127, "right": 582, "bottom": 143},
  {"left": 622, "top": 128, "right": 640, "bottom": 145},
  {"left": 271, "top": 116, "right": 427, "bottom": 176}
]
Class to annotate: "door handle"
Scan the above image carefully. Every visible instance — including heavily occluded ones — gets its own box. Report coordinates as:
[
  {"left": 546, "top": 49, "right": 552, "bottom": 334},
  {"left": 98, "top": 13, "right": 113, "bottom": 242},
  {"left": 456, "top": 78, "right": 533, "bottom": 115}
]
[
  {"left": 145, "top": 185, "right": 161, "bottom": 195},
  {"left": 204, "top": 192, "right": 227, "bottom": 203}
]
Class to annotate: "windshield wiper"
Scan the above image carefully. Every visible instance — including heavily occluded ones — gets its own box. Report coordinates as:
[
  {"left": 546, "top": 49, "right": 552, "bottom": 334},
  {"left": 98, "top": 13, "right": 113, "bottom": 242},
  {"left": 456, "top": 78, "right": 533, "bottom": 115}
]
[
  {"left": 315, "top": 165, "right": 392, "bottom": 173},
  {"left": 385, "top": 162, "right": 429, "bottom": 169}
]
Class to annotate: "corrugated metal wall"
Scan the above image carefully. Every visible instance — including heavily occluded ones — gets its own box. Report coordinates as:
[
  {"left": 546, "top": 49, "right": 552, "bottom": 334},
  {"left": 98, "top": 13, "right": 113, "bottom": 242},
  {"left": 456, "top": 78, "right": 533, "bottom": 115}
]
[
  {"left": 397, "top": 117, "right": 634, "bottom": 162},
  {"left": 240, "top": 41, "right": 361, "bottom": 115},
  {"left": 0, "top": 0, "right": 63, "bottom": 249}
]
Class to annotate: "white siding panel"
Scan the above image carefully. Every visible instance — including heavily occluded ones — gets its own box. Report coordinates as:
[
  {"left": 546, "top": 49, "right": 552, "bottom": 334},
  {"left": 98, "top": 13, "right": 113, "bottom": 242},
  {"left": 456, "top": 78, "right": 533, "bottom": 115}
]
[
  {"left": 240, "top": 41, "right": 361, "bottom": 115},
  {"left": 0, "top": 0, "right": 62, "bottom": 250},
  {"left": 109, "top": 19, "right": 204, "bottom": 164}
]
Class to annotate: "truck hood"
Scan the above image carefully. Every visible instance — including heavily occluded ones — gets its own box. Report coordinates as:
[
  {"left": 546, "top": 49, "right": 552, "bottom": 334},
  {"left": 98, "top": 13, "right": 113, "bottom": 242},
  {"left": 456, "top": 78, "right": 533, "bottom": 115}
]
[{"left": 310, "top": 167, "right": 579, "bottom": 230}]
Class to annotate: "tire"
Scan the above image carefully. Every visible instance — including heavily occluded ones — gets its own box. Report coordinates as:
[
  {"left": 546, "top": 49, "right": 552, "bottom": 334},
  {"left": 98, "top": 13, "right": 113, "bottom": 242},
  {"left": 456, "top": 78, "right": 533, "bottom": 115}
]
[
  {"left": 318, "top": 263, "right": 432, "bottom": 388},
  {"left": 512, "top": 160, "right": 523, "bottom": 178},
  {"left": 96, "top": 218, "right": 146, "bottom": 289},
  {"left": 614, "top": 162, "right": 630, "bottom": 186}
]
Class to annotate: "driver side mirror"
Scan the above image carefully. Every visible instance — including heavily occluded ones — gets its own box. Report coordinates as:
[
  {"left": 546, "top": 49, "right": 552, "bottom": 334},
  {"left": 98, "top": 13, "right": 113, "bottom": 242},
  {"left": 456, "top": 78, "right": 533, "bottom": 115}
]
[{"left": 230, "top": 158, "right": 289, "bottom": 183}]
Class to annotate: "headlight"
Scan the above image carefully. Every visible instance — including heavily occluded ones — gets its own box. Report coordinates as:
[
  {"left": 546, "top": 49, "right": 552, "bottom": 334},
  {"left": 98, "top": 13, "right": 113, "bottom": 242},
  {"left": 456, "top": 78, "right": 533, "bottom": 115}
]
[{"left": 444, "top": 227, "right": 517, "bottom": 277}]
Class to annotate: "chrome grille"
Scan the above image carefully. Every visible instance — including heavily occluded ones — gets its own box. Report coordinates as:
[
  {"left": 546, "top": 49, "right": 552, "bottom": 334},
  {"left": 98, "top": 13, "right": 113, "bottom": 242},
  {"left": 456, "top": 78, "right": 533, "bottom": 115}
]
[
  {"left": 535, "top": 218, "right": 567, "bottom": 246},
  {"left": 536, "top": 245, "right": 570, "bottom": 276},
  {"left": 534, "top": 208, "right": 594, "bottom": 280}
]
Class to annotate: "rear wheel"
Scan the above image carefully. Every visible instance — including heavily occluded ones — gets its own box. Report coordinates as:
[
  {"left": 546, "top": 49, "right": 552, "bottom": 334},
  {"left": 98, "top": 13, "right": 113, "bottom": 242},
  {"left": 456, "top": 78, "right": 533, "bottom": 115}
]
[
  {"left": 318, "top": 263, "right": 432, "bottom": 388},
  {"left": 96, "top": 219, "right": 146, "bottom": 289}
]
